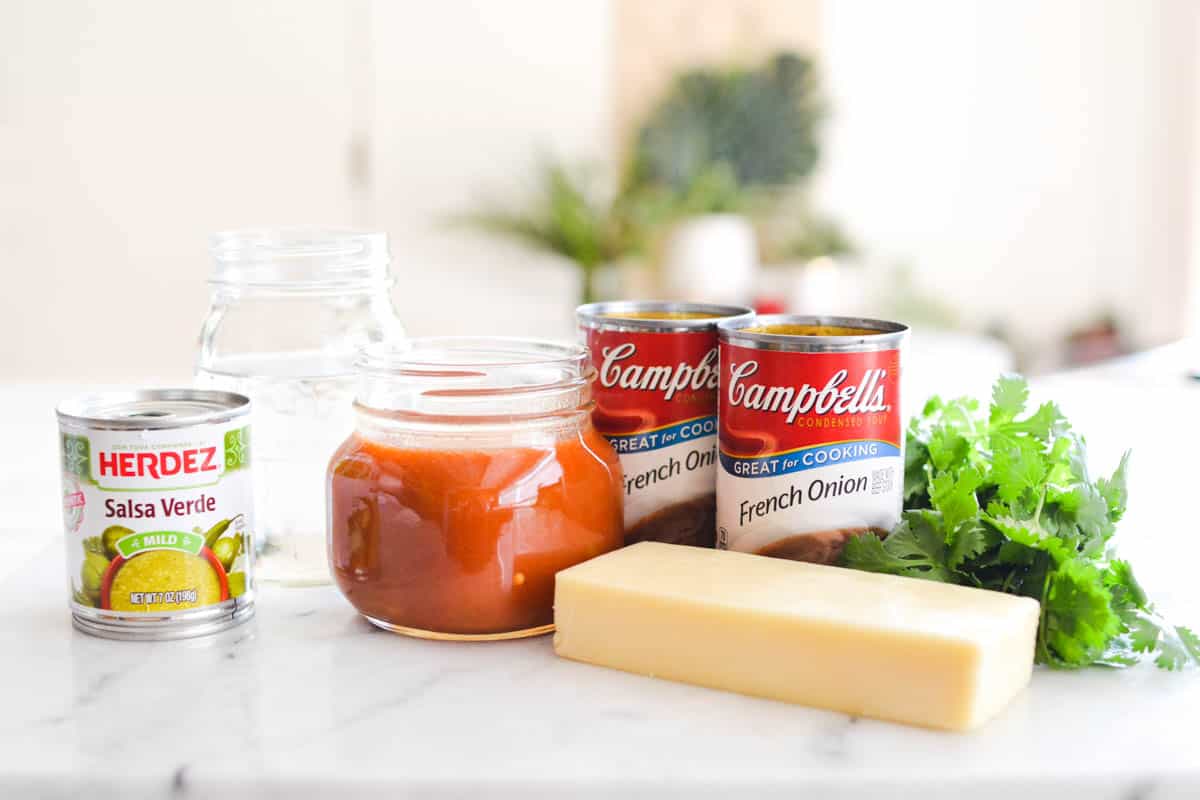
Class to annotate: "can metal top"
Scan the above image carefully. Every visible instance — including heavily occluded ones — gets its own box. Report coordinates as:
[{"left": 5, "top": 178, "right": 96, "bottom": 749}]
[
  {"left": 577, "top": 300, "right": 755, "bottom": 333},
  {"left": 56, "top": 389, "right": 251, "bottom": 430},
  {"left": 719, "top": 314, "right": 908, "bottom": 353}
]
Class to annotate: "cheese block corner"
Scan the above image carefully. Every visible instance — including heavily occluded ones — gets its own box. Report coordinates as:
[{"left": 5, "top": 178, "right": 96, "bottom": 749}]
[{"left": 553, "top": 542, "right": 1039, "bottom": 732}]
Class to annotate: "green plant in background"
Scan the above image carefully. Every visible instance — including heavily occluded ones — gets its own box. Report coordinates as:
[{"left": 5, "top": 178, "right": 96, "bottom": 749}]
[
  {"left": 769, "top": 213, "right": 855, "bottom": 263},
  {"left": 459, "top": 50, "right": 851, "bottom": 301},
  {"left": 614, "top": 162, "right": 755, "bottom": 253},
  {"left": 622, "top": 51, "right": 840, "bottom": 256},
  {"left": 753, "top": 193, "right": 856, "bottom": 266},
  {"left": 875, "top": 264, "right": 960, "bottom": 329},
  {"left": 627, "top": 52, "right": 823, "bottom": 195},
  {"left": 455, "top": 161, "right": 626, "bottom": 304}
]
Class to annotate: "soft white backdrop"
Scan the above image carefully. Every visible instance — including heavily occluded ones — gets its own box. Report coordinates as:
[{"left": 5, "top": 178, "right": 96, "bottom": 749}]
[
  {"left": 818, "top": 0, "right": 1199, "bottom": 364},
  {"left": 3, "top": 0, "right": 1199, "bottom": 380},
  {"left": 0, "top": 0, "right": 608, "bottom": 381}
]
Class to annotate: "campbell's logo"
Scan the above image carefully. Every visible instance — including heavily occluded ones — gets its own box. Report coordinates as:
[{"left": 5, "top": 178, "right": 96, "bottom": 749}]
[
  {"left": 587, "top": 328, "right": 721, "bottom": 445},
  {"left": 719, "top": 346, "right": 902, "bottom": 463},
  {"left": 97, "top": 447, "right": 220, "bottom": 479},
  {"left": 599, "top": 343, "right": 719, "bottom": 401},
  {"left": 726, "top": 364, "right": 890, "bottom": 424}
]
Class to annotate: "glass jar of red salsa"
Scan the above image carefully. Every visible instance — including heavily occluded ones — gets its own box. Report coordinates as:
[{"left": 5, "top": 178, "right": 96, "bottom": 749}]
[{"left": 327, "top": 338, "right": 624, "bottom": 640}]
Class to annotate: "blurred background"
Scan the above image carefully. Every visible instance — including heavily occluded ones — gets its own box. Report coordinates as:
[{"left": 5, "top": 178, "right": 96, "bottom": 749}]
[{"left": 3, "top": 0, "right": 1199, "bottom": 382}]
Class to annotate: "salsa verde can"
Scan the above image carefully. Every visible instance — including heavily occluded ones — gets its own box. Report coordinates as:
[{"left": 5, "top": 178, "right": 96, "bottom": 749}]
[
  {"left": 716, "top": 316, "right": 907, "bottom": 564},
  {"left": 57, "top": 390, "right": 256, "bottom": 640},
  {"left": 578, "top": 301, "right": 754, "bottom": 547}
]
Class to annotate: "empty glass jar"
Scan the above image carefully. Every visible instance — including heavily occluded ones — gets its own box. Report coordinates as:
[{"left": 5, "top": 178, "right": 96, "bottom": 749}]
[{"left": 196, "top": 228, "right": 405, "bottom": 585}]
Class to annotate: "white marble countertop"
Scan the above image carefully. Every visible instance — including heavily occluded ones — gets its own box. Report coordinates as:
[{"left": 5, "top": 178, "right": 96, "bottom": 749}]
[
  {"left": 1, "top": 544, "right": 1198, "bottom": 800},
  {"left": 2, "top": 346, "right": 1200, "bottom": 799}
]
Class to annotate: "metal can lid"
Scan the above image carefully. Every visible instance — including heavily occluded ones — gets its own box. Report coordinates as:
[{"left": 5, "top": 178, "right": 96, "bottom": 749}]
[
  {"left": 576, "top": 300, "right": 755, "bottom": 333},
  {"left": 719, "top": 314, "right": 909, "bottom": 353},
  {"left": 56, "top": 389, "right": 250, "bottom": 430}
]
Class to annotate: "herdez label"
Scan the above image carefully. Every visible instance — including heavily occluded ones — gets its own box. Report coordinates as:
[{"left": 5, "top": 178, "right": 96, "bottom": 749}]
[
  {"left": 587, "top": 328, "right": 720, "bottom": 542},
  {"left": 717, "top": 346, "right": 903, "bottom": 564}
]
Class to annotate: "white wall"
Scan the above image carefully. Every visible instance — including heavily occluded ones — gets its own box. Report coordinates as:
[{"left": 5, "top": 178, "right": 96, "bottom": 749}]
[
  {"left": 5, "top": 0, "right": 1199, "bottom": 380},
  {"left": 0, "top": 1, "right": 359, "bottom": 381},
  {"left": 0, "top": 0, "right": 610, "bottom": 381},
  {"left": 818, "top": 0, "right": 1198, "bottom": 363},
  {"left": 367, "top": 0, "right": 610, "bottom": 342}
]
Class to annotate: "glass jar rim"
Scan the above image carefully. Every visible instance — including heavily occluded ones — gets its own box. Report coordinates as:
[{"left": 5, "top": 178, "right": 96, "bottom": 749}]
[
  {"left": 209, "top": 227, "right": 392, "bottom": 290},
  {"left": 355, "top": 337, "right": 593, "bottom": 420},
  {"left": 357, "top": 337, "right": 586, "bottom": 372}
]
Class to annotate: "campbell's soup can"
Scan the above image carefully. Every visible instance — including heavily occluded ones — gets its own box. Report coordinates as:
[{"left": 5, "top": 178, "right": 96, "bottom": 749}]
[
  {"left": 716, "top": 316, "right": 908, "bottom": 564},
  {"left": 578, "top": 301, "right": 755, "bottom": 547},
  {"left": 57, "top": 390, "right": 256, "bottom": 640}
]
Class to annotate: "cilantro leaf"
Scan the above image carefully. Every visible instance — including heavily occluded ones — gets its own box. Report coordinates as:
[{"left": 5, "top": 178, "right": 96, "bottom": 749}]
[
  {"left": 1100, "top": 562, "right": 1198, "bottom": 669},
  {"left": 1102, "top": 606, "right": 1200, "bottom": 671},
  {"left": 1158, "top": 627, "right": 1200, "bottom": 671},
  {"left": 927, "top": 426, "right": 971, "bottom": 473},
  {"left": 840, "top": 533, "right": 904, "bottom": 574},
  {"left": 983, "top": 512, "right": 1073, "bottom": 564},
  {"left": 929, "top": 466, "right": 983, "bottom": 532},
  {"left": 989, "top": 374, "right": 1028, "bottom": 423},
  {"left": 1045, "top": 432, "right": 1090, "bottom": 489},
  {"left": 903, "top": 440, "right": 931, "bottom": 503},
  {"left": 1040, "top": 558, "right": 1120, "bottom": 668},
  {"left": 1097, "top": 451, "right": 1130, "bottom": 522},
  {"left": 1127, "top": 612, "right": 1163, "bottom": 654},
  {"left": 886, "top": 513, "right": 948, "bottom": 563},
  {"left": 988, "top": 432, "right": 1047, "bottom": 506},
  {"left": 1067, "top": 483, "right": 1114, "bottom": 546},
  {"left": 842, "top": 511, "right": 956, "bottom": 583},
  {"left": 1004, "top": 401, "right": 1069, "bottom": 441},
  {"left": 946, "top": 519, "right": 993, "bottom": 570},
  {"left": 1104, "top": 559, "right": 1148, "bottom": 610}
]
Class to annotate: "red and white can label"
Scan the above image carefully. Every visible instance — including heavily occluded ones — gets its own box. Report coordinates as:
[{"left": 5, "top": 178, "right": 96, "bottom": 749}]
[
  {"left": 587, "top": 328, "right": 720, "bottom": 529},
  {"left": 717, "top": 344, "right": 903, "bottom": 559}
]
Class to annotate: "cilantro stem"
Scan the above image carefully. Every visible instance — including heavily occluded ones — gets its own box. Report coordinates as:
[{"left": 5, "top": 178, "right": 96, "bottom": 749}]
[{"left": 1037, "top": 557, "right": 1054, "bottom": 664}]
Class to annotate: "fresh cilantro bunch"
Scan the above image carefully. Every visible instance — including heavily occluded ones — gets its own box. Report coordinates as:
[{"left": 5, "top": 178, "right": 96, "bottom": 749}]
[{"left": 842, "top": 375, "right": 1199, "bottom": 669}]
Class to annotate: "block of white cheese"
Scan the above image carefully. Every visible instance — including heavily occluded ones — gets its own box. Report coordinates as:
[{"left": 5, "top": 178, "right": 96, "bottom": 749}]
[{"left": 554, "top": 542, "right": 1039, "bottom": 731}]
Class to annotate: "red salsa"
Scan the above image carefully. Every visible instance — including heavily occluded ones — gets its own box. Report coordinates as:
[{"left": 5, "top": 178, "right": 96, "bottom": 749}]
[{"left": 328, "top": 424, "right": 623, "bottom": 638}]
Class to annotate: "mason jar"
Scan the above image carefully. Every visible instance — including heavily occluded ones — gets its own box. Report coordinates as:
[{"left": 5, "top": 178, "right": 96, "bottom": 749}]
[
  {"left": 327, "top": 338, "right": 624, "bottom": 640},
  {"left": 196, "top": 228, "right": 405, "bottom": 585}
]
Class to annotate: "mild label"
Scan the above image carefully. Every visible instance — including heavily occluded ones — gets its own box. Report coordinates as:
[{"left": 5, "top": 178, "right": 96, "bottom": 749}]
[
  {"left": 717, "top": 345, "right": 903, "bottom": 563},
  {"left": 587, "top": 328, "right": 720, "bottom": 545}
]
